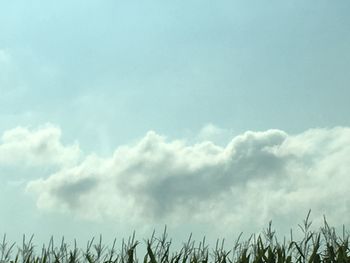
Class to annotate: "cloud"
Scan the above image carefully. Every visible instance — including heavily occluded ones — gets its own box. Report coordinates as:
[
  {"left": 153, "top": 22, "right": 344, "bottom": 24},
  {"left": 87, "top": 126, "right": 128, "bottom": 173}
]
[
  {"left": 196, "top": 123, "right": 233, "bottom": 145},
  {"left": 0, "top": 124, "right": 81, "bottom": 168},
  {"left": 197, "top": 123, "right": 224, "bottom": 140},
  {"left": 25, "top": 126, "right": 350, "bottom": 235}
]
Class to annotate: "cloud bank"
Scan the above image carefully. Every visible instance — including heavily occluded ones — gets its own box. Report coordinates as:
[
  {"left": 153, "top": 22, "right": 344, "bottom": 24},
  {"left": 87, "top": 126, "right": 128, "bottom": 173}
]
[
  {"left": 0, "top": 124, "right": 81, "bottom": 167},
  {"left": 2, "top": 124, "right": 350, "bottom": 235}
]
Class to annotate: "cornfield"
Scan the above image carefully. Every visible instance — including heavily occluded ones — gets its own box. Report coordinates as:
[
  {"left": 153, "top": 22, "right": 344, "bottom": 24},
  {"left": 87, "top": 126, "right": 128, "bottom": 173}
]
[{"left": 1, "top": 211, "right": 349, "bottom": 263}]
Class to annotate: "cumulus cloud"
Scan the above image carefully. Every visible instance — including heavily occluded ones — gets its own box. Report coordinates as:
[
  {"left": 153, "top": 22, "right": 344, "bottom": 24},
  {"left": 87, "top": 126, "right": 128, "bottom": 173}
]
[
  {"left": 0, "top": 124, "right": 81, "bottom": 167},
  {"left": 197, "top": 123, "right": 224, "bottom": 140},
  {"left": 25, "top": 126, "right": 350, "bottom": 234},
  {"left": 196, "top": 123, "right": 233, "bottom": 145}
]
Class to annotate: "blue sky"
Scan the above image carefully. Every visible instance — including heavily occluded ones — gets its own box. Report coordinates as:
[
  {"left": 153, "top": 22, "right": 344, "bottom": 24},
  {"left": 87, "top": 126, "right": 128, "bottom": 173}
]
[{"left": 1, "top": 0, "right": 350, "bottom": 249}]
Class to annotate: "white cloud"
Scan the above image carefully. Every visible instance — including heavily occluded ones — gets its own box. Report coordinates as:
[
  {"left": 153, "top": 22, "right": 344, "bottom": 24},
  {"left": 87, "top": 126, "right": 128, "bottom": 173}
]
[
  {"left": 197, "top": 123, "right": 224, "bottom": 140},
  {"left": 196, "top": 123, "right": 233, "bottom": 145},
  {"left": 0, "top": 124, "right": 81, "bottom": 168},
  {"left": 25, "top": 126, "right": 350, "bottom": 235}
]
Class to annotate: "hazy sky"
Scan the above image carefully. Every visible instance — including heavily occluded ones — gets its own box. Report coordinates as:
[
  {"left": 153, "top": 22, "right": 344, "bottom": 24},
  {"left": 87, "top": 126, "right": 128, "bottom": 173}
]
[{"left": 1, "top": 0, "right": 350, "bottom": 249}]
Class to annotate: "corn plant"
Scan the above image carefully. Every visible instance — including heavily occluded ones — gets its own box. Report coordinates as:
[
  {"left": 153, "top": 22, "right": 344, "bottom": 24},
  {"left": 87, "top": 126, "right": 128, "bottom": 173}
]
[{"left": 1, "top": 212, "right": 350, "bottom": 263}]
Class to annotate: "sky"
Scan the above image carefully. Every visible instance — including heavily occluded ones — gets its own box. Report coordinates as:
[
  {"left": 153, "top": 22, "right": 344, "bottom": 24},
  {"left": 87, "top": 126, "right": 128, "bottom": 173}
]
[{"left": 1, "top": 0, "right": 350, "bottom": 250}]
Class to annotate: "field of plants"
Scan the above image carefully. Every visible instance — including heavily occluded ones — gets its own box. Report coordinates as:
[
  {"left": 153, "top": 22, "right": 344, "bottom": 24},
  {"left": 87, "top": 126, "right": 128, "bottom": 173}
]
[{"left": 1, "top": 211, "right": 349, "bottom": 263}]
